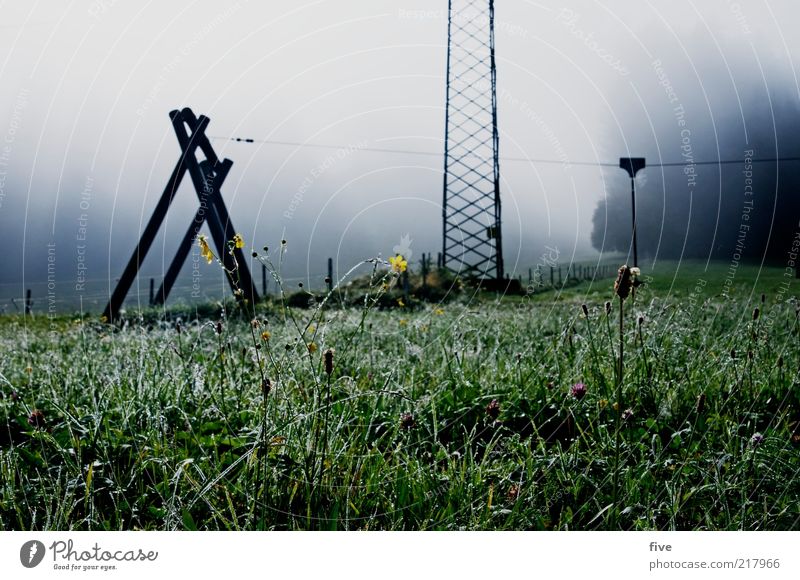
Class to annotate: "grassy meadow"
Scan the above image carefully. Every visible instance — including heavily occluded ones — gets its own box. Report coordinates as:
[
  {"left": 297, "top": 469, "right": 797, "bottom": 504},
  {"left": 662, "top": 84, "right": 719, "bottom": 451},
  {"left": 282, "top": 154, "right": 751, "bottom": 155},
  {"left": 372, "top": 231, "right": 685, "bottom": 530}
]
[{"left": 1, "top": 258, "right": 799, "bottom": 530}]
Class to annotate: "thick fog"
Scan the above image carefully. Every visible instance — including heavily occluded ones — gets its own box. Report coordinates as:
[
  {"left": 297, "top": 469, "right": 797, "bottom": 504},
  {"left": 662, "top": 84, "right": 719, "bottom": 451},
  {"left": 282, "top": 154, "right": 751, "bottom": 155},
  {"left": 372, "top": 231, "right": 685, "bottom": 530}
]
[{"left": 0, "top": 1, "right": 799, "bottom": 311}]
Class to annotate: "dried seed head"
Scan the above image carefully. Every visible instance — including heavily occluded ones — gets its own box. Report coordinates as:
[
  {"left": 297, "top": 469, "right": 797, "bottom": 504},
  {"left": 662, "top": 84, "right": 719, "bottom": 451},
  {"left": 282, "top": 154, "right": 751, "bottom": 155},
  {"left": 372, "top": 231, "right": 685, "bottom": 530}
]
[
  {"left": 325, "top": 276, "right": 331, "bottom": 285},
  {"left": 752, "top": 307, "right": 760, "bottom": 321},
  {"left": 262, "top": 378, "right": 272, "bottom": 397},
  {"left": 750, "top": 432, "right": 764, "bottom": 448},
  {"left": 400, "top": 412, "right": 416, "bottom": 430},
  {"left": 605, "top": 301, "right": 612, "bottom": 316},
  {"left": 324, "top": 348, "right": 335, "bottom": 376},
  {"left": 27, "top": 409, "right": 46, "bottom": 430},
  {"left": 507, "top": 484, "right": 520, "bottom": 502},
  {"left": 215, "top": 321, "right": 223, "bottom": 335},
  {"left": 696, "top": 393, "right": 706, "bottom": 414},
  {"left": 486, "top": 399, "right": 501, "bottom": 420},
  {"left": 614, "top": 265, "right": 633, "bottom": 301},
  {"left": 638, "top": 315, "right": 644, "bottom": 326},
  {"left": 581, "top": 304, "right": 589, "bottom": 318},
  {"left": 730, "top": 348, "right": 736, "bottom": 360},
  {"left": 761, "top": 293, "right": 766, "bottom": 304},
  {"left": 778, "top": 356, "right": 784, "bottom": 368}
]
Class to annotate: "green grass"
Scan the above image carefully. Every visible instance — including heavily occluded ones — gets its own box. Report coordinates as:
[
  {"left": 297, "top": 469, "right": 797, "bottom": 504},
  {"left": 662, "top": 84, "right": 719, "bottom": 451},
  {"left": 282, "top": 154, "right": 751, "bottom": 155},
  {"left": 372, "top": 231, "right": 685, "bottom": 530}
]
[{"left": 1, "top": 259, "right": 799, "bottom": 530}]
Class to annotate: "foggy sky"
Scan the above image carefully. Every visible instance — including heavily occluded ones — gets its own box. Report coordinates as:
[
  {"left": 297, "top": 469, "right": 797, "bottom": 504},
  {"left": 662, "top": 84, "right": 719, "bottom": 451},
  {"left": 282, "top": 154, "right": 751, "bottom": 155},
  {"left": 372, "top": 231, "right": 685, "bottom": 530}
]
[{"left": 1, "top": 0, "right": 799, "bottom": 311}]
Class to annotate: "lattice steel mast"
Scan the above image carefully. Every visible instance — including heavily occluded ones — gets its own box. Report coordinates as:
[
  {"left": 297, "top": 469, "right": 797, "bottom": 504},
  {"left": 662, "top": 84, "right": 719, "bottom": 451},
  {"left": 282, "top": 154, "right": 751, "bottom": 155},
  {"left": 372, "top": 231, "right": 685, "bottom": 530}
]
[{"left": 442, "top": 0, "right": 504, "bottom": 280}]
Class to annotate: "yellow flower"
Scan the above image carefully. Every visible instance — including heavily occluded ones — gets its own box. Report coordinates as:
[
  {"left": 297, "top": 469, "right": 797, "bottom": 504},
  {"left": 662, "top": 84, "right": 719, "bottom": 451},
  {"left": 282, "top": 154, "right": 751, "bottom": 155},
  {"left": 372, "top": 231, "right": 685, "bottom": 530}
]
[
  {"left": 232, "top": 233, "right": 245, "bottom": 249},
  {"left": 434, "top": 308, "right": 444, "bottom": 315},
  {"left": 198, "top": 234, "right": 213, "bottom": 264},
  {"left": 261, "top": 330, "right": 271, "bottom": 342},
  {"left": 397, "top": 298, "right": 405, "bottom": 307},
  {"left": 399, "top": 318, "right": 408, "bottom": 326},
  {"left": 389, "top": 254, "right": 407, "bottom": 273},
  {"left": 307, "top": 342, "right": 318, "bottom": 354}
]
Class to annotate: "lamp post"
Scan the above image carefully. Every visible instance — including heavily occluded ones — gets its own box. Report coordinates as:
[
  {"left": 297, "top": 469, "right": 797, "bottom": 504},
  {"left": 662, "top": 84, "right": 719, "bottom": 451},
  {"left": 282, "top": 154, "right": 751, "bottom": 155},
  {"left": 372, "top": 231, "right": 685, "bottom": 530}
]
[{"left": 619, "top": 157, "right": 646, "bottom": 268}]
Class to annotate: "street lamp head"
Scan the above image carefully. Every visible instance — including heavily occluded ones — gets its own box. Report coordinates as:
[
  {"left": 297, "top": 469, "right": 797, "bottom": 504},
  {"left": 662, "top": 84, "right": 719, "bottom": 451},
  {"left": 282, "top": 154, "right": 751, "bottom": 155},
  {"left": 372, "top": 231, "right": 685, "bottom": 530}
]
[{"left": 619, "top": 157, "right": 646, "bottom": 178}]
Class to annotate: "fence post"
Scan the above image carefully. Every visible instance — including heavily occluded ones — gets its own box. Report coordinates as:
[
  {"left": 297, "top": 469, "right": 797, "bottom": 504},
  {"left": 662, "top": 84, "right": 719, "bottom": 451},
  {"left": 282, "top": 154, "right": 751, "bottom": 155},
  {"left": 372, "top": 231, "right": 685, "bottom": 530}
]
[
  {"left": 550, "top": 266, "right": 554, "bottom": 287},
  {"left": 262, "top": 264, "right": 268, "bottom": 296},
  {"left": 25, "top": 289, "right": 32, "bottom": 315},
  {"left": 327, "top": 258, "right": 333, "bottom": 293},
  {"left": 149, "top": 278, "right": 155, "bottom": 305},
  {"left": 421, "top": 253, "right": 428, "bottom": 292},
  {"left": 558, "top": 266, "right": 562, "bottom": 285}
]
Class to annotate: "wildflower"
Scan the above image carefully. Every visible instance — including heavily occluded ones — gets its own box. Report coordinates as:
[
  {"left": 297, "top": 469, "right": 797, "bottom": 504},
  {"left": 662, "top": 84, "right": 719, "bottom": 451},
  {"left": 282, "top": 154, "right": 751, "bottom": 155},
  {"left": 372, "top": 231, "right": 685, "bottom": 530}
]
[
  {"left": 251, "top": 319, "right": 260, "bottom": 329},
  {"left": 307, "top": 342, "right": 318, "bottom": 354},
  {"left": 434, "top": 308, "right": 444, "bottom": 315},
  {"left": 486, "top": 399, "right": 501, "bottom": 420},
  {"left": 397, "top": 298, "right": 405, "bottom": 307},
  {"left": 614, "top": 265, "right": 633, "bottom": 300},
  {"left": 621, "top": 408, "right": 634, "bottom": 422},
  {"left": 750, "top": 432, "right": 764, "bottom": 448},
  {"left": 27, "top": 410, "right": 46, "bottom": 430},
  {"left": 598, "top": 398, "right": 608, "bottom": 410},
  {"left": 261, "top": 330, "right": 271, "bottom": 342},
  {"left": 570, "top": 382, "right": 587, "bottom": 400},
  {"left": 630, "top": 267, "right": 641, "bottom": 277},
  {"left": 389, "top": 254, "right": 407, "bottom": 273},
  {"left": 399, "top": 319, "right": 408, "bottom": 327},
  {"left": 323, "top": 348, "right": 335, "bottom": 376},
  {"left": 400, "top": 412, "right": 416, "bottom": 430},
  {"left": 24, "top": 366, "right": 32, "bottom": 374},
  {"left": 198, "top": 234, "right": 214, "bottom": 264},
  {"left": 232, "top": 233, "right": 245, "bottom": 249}
]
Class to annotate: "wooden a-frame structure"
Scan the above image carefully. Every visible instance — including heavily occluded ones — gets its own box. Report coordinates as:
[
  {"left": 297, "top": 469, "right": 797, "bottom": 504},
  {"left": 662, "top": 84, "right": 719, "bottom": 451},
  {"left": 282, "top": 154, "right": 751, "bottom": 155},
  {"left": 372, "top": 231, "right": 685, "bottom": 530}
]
[{"left": 103, "top": 108, "right": 259, "bottom": 322}]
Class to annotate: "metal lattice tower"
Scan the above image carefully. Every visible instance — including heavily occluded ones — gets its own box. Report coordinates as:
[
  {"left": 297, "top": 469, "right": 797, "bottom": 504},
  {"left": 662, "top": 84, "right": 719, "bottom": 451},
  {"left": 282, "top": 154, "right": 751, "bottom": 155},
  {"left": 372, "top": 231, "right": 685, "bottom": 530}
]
[{"left": 442, "top": 0, "right": 504, "bottom": 280}]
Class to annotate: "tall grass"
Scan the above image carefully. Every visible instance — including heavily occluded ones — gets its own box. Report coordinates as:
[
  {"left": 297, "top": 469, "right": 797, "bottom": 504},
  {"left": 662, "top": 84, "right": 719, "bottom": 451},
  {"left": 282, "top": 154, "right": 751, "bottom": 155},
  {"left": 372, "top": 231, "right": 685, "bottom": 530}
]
[{"left": 0, "top": 253, "right": 798, "bottom": 530}]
